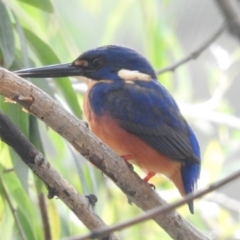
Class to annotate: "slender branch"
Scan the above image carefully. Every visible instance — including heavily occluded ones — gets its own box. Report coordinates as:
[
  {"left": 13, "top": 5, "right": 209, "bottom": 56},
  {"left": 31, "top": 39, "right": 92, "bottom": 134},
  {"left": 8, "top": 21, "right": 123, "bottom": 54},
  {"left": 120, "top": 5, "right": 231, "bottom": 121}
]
[
  {"left": 0, "top": 177, "right": 27, "bottom": 240},
  {"left": 0, "top": 109, "right": 118, "bottom": 240},
  {"left": 206, "top": 192, "right": 240, "bottom": 212},
  {"left": 30, "top": 115, "right": 52, "bottom": 240},
  {"left": 157, "top": 23, "right": 226, "bottom": 75},
  {"left": 64, "top": 167, "right": 240, "bottom": 240},
  {"left": 215, "top": 0, "right": 240, "bottom": 42},
  {"left": 38, "top": 193, "right": 52, "bottom": 240},
  {"left": 180, "top": 105, "right": 240, "bottom": 130},
  {"left": 0, "top": 68, "right": 208, "bottom": 239}
]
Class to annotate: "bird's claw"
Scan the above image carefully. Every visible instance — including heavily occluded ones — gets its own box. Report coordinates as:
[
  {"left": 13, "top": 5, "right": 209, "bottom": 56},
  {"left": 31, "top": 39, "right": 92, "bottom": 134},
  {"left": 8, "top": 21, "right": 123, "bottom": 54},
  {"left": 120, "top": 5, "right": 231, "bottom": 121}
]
[
  {"left": 127, "top": 197, "right": 133, "bottom": 205},
  {"left": 125, "top": 161, "right": 134, "bottom": 171},
  {"left": 82, "top": 121, "right": 89, "bottom": 128},
  {"left": 148, "top": 183, "right": 156, "bottom": 190},
  {"left": 85, "top": 194, "right": 98, "bottom": 208}
]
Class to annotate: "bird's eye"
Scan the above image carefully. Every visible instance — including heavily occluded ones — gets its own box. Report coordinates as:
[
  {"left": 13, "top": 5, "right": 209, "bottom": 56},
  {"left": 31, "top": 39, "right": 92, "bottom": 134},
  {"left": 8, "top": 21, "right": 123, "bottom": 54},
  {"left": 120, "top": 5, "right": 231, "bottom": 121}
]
[{"left": 92, "top": 58, "right": 103, "bottom": 68}]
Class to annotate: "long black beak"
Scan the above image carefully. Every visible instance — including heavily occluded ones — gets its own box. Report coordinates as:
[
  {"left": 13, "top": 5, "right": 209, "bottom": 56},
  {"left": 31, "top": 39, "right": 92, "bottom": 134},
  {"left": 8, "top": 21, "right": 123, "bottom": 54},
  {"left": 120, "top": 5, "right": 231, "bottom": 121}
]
[{"left": 14, "top": 63, "right": 83, "bottom": 78}]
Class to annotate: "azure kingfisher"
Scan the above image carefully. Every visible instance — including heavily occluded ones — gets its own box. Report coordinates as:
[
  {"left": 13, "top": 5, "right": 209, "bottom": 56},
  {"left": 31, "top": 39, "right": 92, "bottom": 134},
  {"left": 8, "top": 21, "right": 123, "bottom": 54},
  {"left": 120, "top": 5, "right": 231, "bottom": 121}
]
[{"left": 15, "top": 45, "right": 201, "bottom": 214}]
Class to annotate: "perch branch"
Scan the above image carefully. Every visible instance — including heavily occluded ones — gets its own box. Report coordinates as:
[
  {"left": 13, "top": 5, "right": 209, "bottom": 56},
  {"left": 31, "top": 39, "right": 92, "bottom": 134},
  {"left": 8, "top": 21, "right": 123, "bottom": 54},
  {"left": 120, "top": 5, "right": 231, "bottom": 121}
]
[
  {"left": 215, "top": 0, "right": 240, "bottom": 42},
  {"left": 0, "top": 67, "right": 208, "bottom": 240},
  {"left": 157, "top": 23, "right": 226, "bottom": 75},
  {"left": 0, "top": 109, "right": 118, "bottom": 240},
  {"left": 68, "top": 166, "right": 240, "bottom": 240}
]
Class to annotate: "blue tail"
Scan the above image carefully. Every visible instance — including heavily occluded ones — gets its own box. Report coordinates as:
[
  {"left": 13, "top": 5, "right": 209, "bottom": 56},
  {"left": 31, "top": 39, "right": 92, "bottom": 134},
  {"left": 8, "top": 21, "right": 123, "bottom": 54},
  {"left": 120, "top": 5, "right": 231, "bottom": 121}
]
[{"left": 181, "top": 127, "right": 201, "bottom": 214}]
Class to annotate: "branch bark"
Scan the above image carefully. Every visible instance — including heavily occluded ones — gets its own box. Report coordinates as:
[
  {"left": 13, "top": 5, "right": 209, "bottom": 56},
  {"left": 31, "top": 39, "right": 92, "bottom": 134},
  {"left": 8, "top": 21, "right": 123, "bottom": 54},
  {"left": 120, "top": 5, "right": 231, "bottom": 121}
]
[
  {"left": 0, "top": 68, "right": 208, "bottom": 240},
  {"left": 215, "top": 0, "right": 240, "bottom": 42},
  {"left": 75, "top": 166, "right": 240, "bottom": 239},
  {"left": 0, "top": 109, "right": 118, "bottom": 240}
]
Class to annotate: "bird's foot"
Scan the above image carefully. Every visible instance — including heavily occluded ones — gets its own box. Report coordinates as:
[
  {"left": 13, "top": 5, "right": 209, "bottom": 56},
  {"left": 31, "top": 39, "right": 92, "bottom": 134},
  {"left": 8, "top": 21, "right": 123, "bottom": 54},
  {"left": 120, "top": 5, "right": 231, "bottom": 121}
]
[
  {"left": 127, "top": 197, "right": 133, "bottom": 205},
  {"left": 121, "top": 154, "right": 134, "bottom": 171},
  {"left": 143, "top": 172, "right": 156, "bottom": 190},
  {"left": 147, "top": 183, "right": 156, "bottom": 190},
  {"left": 82, "top": 121, "right": 89, "bottom": 128},
  {"left": 127, "top": 172, "right": 156, "bottom": 204},
  {"left": 125, "top": 161, "right": 134, "bottom": 171},
  {"left": 85, "top": 194, "right": 98, "bottom": 208},
  {"left": 121, "top": 154, "right": 133, "bottom": 161}
]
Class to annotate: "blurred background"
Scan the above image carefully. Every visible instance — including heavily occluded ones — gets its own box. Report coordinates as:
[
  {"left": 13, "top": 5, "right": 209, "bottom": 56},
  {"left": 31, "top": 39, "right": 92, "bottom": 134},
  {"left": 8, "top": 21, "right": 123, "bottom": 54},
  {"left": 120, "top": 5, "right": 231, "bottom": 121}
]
[{"left": 0, "top": 0, "right": 240, "bottom": 239}]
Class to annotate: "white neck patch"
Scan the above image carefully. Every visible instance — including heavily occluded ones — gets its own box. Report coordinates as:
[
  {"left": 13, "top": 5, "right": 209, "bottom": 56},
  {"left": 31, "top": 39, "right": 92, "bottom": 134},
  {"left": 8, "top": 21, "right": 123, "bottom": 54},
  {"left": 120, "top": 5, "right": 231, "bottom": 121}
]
[{"left": 117, "top": 69, "right": 151, "bottom": 81}]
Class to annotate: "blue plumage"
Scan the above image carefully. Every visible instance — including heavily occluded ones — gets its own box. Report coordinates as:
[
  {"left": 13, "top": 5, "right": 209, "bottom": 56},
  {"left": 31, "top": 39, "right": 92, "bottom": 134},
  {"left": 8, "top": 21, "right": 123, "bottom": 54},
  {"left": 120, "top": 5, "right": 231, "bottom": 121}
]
[
  {"left": 78, "top": 45, "right": 157, "bottom": 80},
  {"left": 15, "top": 45, "right": 201, "bottom": 214},
  {"left": 84, "top": 46, "right": 201, "bottom": 213},
  {"left": 89, "top": 69, "right": 199, "bottom": 163}
]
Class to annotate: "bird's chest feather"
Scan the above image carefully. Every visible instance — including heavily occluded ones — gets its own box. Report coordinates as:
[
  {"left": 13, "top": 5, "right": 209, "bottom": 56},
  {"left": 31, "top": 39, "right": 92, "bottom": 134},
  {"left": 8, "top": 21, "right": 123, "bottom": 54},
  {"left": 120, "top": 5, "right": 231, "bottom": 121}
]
[
  {"left": 83, "top": 80, "right": 115, "bottom": 124},
  {"left": 83, "top": 82, "right": 125, "bottom": 153},
  {"left": 84, "top": 95, "right": 182, "bottom": 189},
  {"left": 83, "top": 81, "right": 188, "bottom": 198},
  {"left": 83, "top": 81, "right": 148, "bottom": 159}
]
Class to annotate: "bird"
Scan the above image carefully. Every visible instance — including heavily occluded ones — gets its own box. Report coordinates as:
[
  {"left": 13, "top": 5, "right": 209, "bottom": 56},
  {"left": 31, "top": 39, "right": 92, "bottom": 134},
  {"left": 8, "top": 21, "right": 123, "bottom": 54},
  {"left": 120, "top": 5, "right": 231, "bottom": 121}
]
[{"left": 15, "top": 45, "right": 201, "bottom": 214}]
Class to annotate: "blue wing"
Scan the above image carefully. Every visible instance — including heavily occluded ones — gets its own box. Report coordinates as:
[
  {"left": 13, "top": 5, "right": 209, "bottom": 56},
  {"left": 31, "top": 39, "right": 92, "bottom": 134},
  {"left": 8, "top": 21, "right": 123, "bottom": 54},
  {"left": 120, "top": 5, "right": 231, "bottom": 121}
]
[{"left": 98, "top": 80, "right": 200, "bottom": 165}]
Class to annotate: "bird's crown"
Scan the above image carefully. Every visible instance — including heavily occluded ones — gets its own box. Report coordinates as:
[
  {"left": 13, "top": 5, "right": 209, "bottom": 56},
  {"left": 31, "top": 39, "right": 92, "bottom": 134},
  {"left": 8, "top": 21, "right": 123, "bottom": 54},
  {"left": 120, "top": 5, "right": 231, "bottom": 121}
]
[{"left": 72, "top": 45, "right": 157, "bottom": 81}]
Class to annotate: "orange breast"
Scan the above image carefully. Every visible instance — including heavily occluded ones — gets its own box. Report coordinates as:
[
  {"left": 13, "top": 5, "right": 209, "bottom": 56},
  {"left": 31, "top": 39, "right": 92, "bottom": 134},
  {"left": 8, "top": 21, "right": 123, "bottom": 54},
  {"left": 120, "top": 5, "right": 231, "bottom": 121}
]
[{"left": 83, "top": 92, "right": 186, "bottom": 196}]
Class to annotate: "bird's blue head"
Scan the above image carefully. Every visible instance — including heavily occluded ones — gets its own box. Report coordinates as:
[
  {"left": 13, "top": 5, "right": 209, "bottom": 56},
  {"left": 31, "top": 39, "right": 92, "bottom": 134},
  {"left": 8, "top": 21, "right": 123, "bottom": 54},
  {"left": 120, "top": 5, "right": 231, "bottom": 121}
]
[{"left": 14, "top": 45, "right": 157, "bottom": 82}]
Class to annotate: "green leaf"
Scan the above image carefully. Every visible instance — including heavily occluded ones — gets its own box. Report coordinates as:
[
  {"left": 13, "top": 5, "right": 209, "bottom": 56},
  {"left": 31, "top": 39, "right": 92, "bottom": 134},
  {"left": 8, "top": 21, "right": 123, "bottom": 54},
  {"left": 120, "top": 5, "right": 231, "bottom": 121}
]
[
  {"left": 48, "top": 200, "right": 61, "bottom": 240},
  {"left": 17, "top": 207, "right": 37, "bottom": 240},
  {"left": 23, "top": 28, "right": 82, "bottom": 118},
  {"left": 17, "top": 0, "right": 53, "bottom": 13},
  {"left": 29, "top": 116, "right": 45, "bottom": 192},
  {"left": 204, "top": 140, "right": 224, "bottom": 181},
  {"left": 54, "top": 79, "right": 83, "bottom": 119},
  {"left": 23, "top": 28, "right": 59, "bottom": 64},
  {"left": 0, "top": 98, "right": 30, "bottom": 193},
  {"left": 9, "top": 151, "right": 29, "bottom": 194},
  {"left": 100, "top": 1, "right": 133, "bottom": 45},
  {"left": 0, "top": 164, "right": 38, "bottom": 240},
  {"left": 12, "top": 12, "right": 30, "bottom": 68},
  {"left": 0, "top": 198, "right": 14, "bottom": 240},
  {"left": 0, "top": 1, "right": 15, "bottom": 68}
]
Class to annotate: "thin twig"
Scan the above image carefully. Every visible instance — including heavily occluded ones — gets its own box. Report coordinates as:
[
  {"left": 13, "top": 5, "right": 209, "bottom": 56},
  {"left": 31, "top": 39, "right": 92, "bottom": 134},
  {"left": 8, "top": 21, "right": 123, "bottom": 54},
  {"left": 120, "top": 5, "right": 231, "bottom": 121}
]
[
  {"left": 64, "top": 167, "right": 240, "bottom": 240},
  {"left": 206, "top": 192, "right": 240, "bottom": 212},
  {"left": 0, "top": 177, "right": 27, "bottom": 240},
  {"left": 180, "top": 105, "right": 240, "bottom": 130},
  {"left": 157, "top": 23, "right": 226, "bottom": 75},
  {"left": 215, "top": 0, "right": 240, "bottom": 42},
  {"left": 38, "top": 193, "right": 52, "bottom": 240},
  {"left": 0, "top": 109, "right": 118, "bottom": 240}
]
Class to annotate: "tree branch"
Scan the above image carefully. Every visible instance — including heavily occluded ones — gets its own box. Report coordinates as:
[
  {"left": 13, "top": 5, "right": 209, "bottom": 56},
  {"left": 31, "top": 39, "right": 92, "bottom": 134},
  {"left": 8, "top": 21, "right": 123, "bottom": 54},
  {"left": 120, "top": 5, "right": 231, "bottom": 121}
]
[
  {"left": 180, "top": 105, "right": 240, "bottom": 130},
  {"left": 0, "top": 178, "right": 27, "bottom": 240},
  {"left": 206, "top": 192, "right": 240, "bottom": 212},
  {"left": 157, "top": 23, "right": 226, "bottom": 75},
  {"left": 215, "top": 0, "right": 240, "bottom": 42},
  {"left": 38, "top": 193, "right": 52, "bottom": 240},
  {"left": 0, "top": 67, "right": 208, "bottom": 240},
  {"left": 0, "top": 109, "right": 118, "bottom": 240},
  {"left": 68, "top": 166, "right": 240, "bottom": 240}
]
